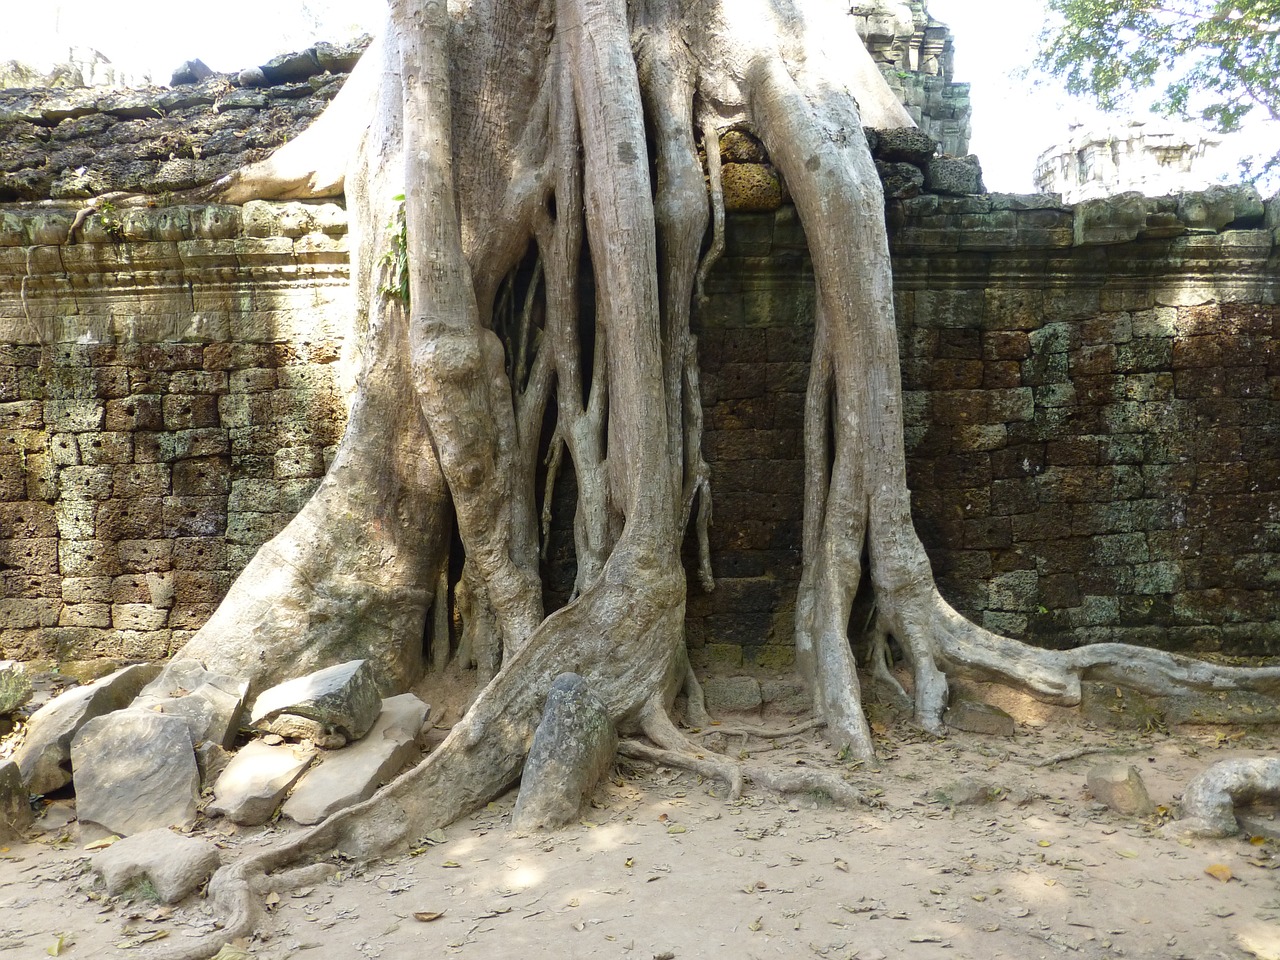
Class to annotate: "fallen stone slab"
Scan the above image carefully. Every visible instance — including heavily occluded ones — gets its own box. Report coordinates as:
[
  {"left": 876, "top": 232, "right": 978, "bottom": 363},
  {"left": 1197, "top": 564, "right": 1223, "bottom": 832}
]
[
  {"left": 92, "top": 829, "right": 220, "bottom": 903},
  {"left": 208, "top": 740, "right": 316, "bottom": 826},
  {"left": 926, "top": 777, "right": 1003, "bottom": 809},
  {"left": 250, "top": 660, "right": 381, "bottom": 742},
  {"left": 283, "top": 694, "right": 430, "bottom": 825},
  {"left": 134, "top": 659, "right": 249, "bottom": 749},
  {"left": 512, "top": 674, "right": 616, "bottom": 832},
  {"left": 0, "top": 663, "right": 32, "bottom": 715},
  {"left": 944, "top": 698, "right": 1016, "bottom": 737},
  {"left": 71, "top": 709, "right": 200, "bottom": 835},
  {"left": 0, "top": 761, "right": 32, "bottom": 842},
  {"left": 1086, "top": 763, "right": 1155, "bottom": 817},
  {"left": 13, "top": 663, "right": 162, "bottom": 795}
]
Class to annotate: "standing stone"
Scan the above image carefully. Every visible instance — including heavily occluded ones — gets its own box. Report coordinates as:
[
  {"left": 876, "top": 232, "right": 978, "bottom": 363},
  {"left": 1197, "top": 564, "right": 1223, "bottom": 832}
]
[
  {"left": 1086, "top": 763, "right": 1156, "bottom": 817},
  {"left": 92, "top": 829, "right": 220, "bottom": 903},
  {"left": 134, "top": 659, "right": 249, "bottom": 749},
  {"left": 13, "top": 663, "right": 161, "bottom": 795},
  {"left": 208, "top": 740, "right": 316, "bottom": 825},
  {"left": 0, "top": 664, "right": 32, "bottom": 715},
  {"left": 0, "top": 761, "right": 32, "bottom": 842},
  {"left": 283, "top": 694, "right": 430, "bottom": 825},
  {"left": 512, "top": 674, "right": 617, "bottom": 832},
  {"left": 71, "top": 709, "right": 200, "bottom": 835},
  {"left": 250, "top": 660, "right": 382, "bottom": 742}
]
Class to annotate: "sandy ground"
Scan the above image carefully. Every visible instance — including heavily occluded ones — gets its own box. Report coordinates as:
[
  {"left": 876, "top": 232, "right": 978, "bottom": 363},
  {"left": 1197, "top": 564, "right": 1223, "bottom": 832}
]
[{"left": 1, "top": 710, "right": 1278, "bottom": 960}]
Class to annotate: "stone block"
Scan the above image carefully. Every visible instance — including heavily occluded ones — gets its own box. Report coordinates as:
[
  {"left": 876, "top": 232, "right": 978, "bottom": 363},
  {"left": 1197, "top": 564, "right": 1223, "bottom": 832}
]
[
  {"left": 78, "top": 432, "right": 133, "bottom": 465},
  {"left": 136, "top": 659, "right": 249, "bottom": 749},
  {"left": 0, "top": 665, "right": 32, "bottom": 714},
  {"left": 924, "top": 155, "right": 984, "bottom": 196},
  {"left": 208, "top": 739, "right": 316, "bottom": 825},
  {"left": 112, "top": 603, "right": 169, "bottom": 631},
  {"left": 0, "top": 761, "right": 32, "bottom": 841},
  {"left": 702, "top": 676, "right": 763, "bottom": 713},
  {"left": 92, "top": 829, "right": 220, "bottom": 903},
  {"left": 116, "top": 539, "right": 172, "bottom": 572},
  {"left": 251, "top": 659, "right": 382, "bottom": 742},
  {"left": 1086, "top": 763, "right": 1155, "bottom": 817},
  {"left": 944, "top": 697, "right": 1015, "bottom": 737},
  {"left": 1074, "top": 193, "right": 1147, "bottom": 245},
  {"left": 72, "top": 708, "right": 200, "bottom": 835}
]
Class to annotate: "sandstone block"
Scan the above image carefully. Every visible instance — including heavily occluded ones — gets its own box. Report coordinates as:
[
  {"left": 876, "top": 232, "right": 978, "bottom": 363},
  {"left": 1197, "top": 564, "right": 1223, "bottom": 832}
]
[
  {"left": 13, "top": 662, "right": 161, "bottom": 794},
  {"left": 0, "top": 760, "right": 32, "bottom": 841},
  {"left": 250, "top": 659, "right": 381, "bottom": 742},
  {"left": 0, "top": 664, "right": 33, "bottom": 714},
  {"left": 944, "top": 697, "right": 1016, "bottom": 737},
  {"left": 283, "top": 694, "right": 430, "bottom": 825},
  {"left": 512, "top": 675, "right": 616, "bottom": 832},
  {"left": 208, "top": 740, "right": 316, "bottom": 825},
  {"left": 71, "top": 709, "right": 200, "bottom": 835},
  {"left": 925, "top": 155, "right": 984, "bottom": 196},
  {"left": 1086, "top": 763, "right": 1155, "bottom": 817},
  {"left": 703, "top": 675, "right": 763, "bottom": 713},
  {"left": 135, "top": 659, "right": 249, "bottom": 749},
  {"left": 93, "top": 829, "right": 219, "bottom": 903}
]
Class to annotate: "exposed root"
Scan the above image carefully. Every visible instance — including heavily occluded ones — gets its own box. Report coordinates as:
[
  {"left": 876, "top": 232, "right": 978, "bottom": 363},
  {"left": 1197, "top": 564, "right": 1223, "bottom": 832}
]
[
  {"left": 693, "top": 115, "right": 725, "bottom": 306},
  {"left": 682, "top": 662, "right": 712, "bottom": 729},
  {"left": 742, "top": 763, "right": 874, "bottom": 808},
  {"left": 1176, "top": 757, "right": 1280, "bottom": 838},
  {"left": 692, "top": 717, "right": 827, "bottom": 740},
  {"left": 619, "top": 739, "right": 745, "bottom": 800}
]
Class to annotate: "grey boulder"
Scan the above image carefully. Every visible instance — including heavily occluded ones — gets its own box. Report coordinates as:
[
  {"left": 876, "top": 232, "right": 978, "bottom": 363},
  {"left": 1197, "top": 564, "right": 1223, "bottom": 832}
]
[
  {"left": 71, "top": 709, "right": 200, "bottom": 835},
  {"left": 1087, "top": 763, "right": 1156, "bottom": 817},
  {"left": 134, "top": 659, "right": 249, "bottom": 749},
  {"left": 208, "top": 740, "right": 316, "bottom": 825},
  {"left": 250, "top": 659, "right": 381, "bottom": 742},
  {"left": 0, "top": 761, "right": 32, "bottom": 842},
  {"left": 283, "top": 694, "right": 429, "bottom": 825},
  {"left": 92, "top": 829, "right": 220, "bottom": 903},
  {"left": 13, "top": 663, "right": 161, "bottom": 795},
  {"left": 512, "top": 674, "right": 616, "bottom": 832},
  {"left": 0, "top": 663, "right": 32, "bottom": 715}
]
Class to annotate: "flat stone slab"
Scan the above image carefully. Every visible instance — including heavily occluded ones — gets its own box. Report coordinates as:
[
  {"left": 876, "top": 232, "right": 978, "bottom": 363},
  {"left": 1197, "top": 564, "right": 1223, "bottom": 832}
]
[
  {"left": 92, "top": 829, "right": 220, "bottom": 903},
  {"left": 1087, "top": 763, "right": 1156, "bottom": 817},
  {"left": 0, "top": 664, "right": 32, "bottom": 715},
  {"left": 71, "top": 708, "right": 200, "bottom": 836},
  {"left": 208, "top": 740, "right": 316, "bottom": 826},
  {"left": 135, "top": 659, "right": 249, "bottom": 749},
  {"left": 283, "top": 694, "right": 430, "bottom": 825},
  {"left": 13, "top": 663, "right": 161, "bottom": 795},
  {"left": 945, "top": 698, "right": 1016, "bottom": 737},
  {"left": 250, "top": 659, "right": 381, "bottom": 742},
  {"left": 0, "top": 760, "right": 32, "bottom": 842},
  {"left": 512, "top": 674, "right": 616, "bottom": 832}
]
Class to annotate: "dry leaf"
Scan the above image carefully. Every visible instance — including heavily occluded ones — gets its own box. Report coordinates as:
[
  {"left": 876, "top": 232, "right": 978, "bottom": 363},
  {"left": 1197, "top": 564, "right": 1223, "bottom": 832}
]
[
  {"left": 441, "top": 860, "right": 461, "bottom": 868},
  {"left": 47, "top": 935, "right": 66, "bottom": 957},
  {"left": 413, "top": 911, "right": 445, "bottom": 923},
  {"left": 748, "top": 918, "right": 762, "bottom": 932},
  {"left": 567, "top": 898, "right": 580, "bottom": 908},
  {"left": 834, "top": 858, "right": 848, "bottom": 872},
  {"left": 263, "top": 891, "right": 281, "bottom": 911},
  {"left": 1250, "top": 836, "right": 1269, "bottom": 846},
  {"left": 1205, "top": 864, "right": 1233, "bottom": 883},
  {"left": 1037, "top": 840, "right": 1052, "bottom": 848},
  {"left": 209, "top": 945, "right": 253, "bottom": 960},
  {"left": 667, "top": 824, "right": 686, "bottom": 835},
  {"left": 83, "top": 835, "right": 120, "bottom": 851},
  {"left": 624, "top": 857, "right": 635, "bottom": 868},
  {"left": 574, "top": 921, "right": 585, "bottom": 932},
  {"left": 1117, "top": 850, "right": 1139, "bottom": 859}
]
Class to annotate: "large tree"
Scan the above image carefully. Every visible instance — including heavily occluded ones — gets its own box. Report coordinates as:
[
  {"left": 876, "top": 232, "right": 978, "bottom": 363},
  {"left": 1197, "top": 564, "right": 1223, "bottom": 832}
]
[
  {"left": 1036, "top": 0, "right": 1280, "bottom": 173},
  {"left": 138, "top": 1, "right": 1280, "bottom": 955}
]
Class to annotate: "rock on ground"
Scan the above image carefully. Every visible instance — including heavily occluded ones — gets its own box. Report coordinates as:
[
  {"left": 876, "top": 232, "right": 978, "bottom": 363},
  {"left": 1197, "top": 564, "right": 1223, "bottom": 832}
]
[
  {"left": 0, "top": 664, "right": 32, "bottom": 715},
  {"left": 134, "top": 660, "right": 249, "bottom": 750},
  {"left": 208, "top": 739, "right": 316, "bottom": 826},
  {"left": 1178, "top": 757, "right": 1280, "bottom": 838},
  {"left": 0, "top": 761, "right": 32, "bottom": 841},
  {"left": 92, "top": 829, "right": 220, "bottom": 903},
  {"left": 283, "top": 694, "right": 430, "bottom": 825},
  {"left": 945, "top": 698, "right": 1016, "bottom": 737},
  {"left": 71, "top": 709, "right": 200, "bottom": 835},
  {"left": 250, "top": 659, "right": 381, "bottom": 742},
  {"left": 13, "top": 663, "right": 161, "bottom": 795},
  {"left": 512, "top": 674, "right": 617, "bottom": 832},
  {"left": 1086, "top": 763, "right": 1156, "bottom": 817}
]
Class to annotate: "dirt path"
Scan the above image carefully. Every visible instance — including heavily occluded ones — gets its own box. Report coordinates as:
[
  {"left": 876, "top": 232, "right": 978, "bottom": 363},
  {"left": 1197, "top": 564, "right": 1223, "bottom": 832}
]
[{"left": 1, "top": 718, "right": 1277, "bottom": 960}]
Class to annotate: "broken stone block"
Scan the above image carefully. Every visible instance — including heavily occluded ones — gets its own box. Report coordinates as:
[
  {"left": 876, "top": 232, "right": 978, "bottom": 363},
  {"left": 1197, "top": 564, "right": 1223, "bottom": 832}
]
[
  {"left": 1086, "top": 763, "right": 1155, "bottom": 817},
  {"left": 925, "top": 155, "right": 984, "bottom": 196},
  {"left": 13, "top": 663, "right": 161, "bottom": 795},
  {"left": 283, "top": 694, "right": 430, "bottom": 825},
  {"left": 208, "top": 740, "right": 316, "bottom": 825},
  {"left": 256, "top": 713, "right": 346, "bottom": 748},
  {"left": 702, "top": 676, "right": 763, "bottom": 713},
  {"left": 71, "top": 709, "right": 200, "bottom": 835},
  {"left": 512, "top": 674, "right": 616, "bottom": 832},
  {"left": 250, "top": 659, "right": 381, "bottom": 742},
  {"left": 0, "top": 663, "right": 32, "bottom": 715},
  {"left": 0, "top": 761, "right": 32, "bottom": 841},
  {"left": 134, "top": 659, "right": 249, "bottom": 749},
  {"left": 944, "top": 698, "right": 1016, "bottom": 737},
  {"left": 194, "top": 742, "right": 233, "bottom": 786},
  {"left": 927, "top": 777, "right": 1002, "bottom": 809},
  {"left": 92, "top": 829, "right": 220, "bottom": 903},
  {"left": 1073, "top": 192, "right": 1147, "bottom": 245}
]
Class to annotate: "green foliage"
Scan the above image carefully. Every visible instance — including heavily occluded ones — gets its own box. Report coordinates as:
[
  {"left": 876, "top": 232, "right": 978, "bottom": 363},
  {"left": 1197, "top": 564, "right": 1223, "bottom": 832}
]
[
  {"left": 1036, "top": 0, "right": 1280, "bottom": 174},
  {"left": 379, "top": 195, "right": 410, "bottom": 306},
  {"left": 96, "top": 200, "right": 125, "bottom": 242}
]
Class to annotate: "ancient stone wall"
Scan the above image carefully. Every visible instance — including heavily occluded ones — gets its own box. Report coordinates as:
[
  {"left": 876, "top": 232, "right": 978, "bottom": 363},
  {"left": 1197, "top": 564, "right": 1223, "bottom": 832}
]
[
  {"left": 3, "top": 189, "right": 1277, "bottom": 678},
  {"left": 0, "top": 202, "right": 350, "bottom": 676}
]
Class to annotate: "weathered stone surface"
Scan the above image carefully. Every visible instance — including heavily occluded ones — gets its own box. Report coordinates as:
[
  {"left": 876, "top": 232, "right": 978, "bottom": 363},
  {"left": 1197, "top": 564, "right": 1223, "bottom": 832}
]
[
  {"left": 250, "top": 659, "right": 381, "bottom": 742},
  {"left": 283, "top": 693, "right": 429, "bottom": 825},
  {"left": 871, "top": 127, "right": 938, "bottom": 164},
  {"left": 92, "top": 829, "right": 220, "bottom": 903},
  {"left": 512, "top": 674, "right": 617, "bottom": 832},
  {"left": 1074, "top": 193, "right": 1148, "bottom": 245},
  {"left": 876, "top": 161, "right": 925, "bottom": 199},
  {"left": 1086, "top": 763, "right": 1155, "bottom": 817},
  {"left": 170, "top": 59, "right": 213, "bottom": 86},
  {"left": 925, "top": 155, "right": 984, "bottom": 196},
  {"left": 71, "top": 709, "right": 199, "bottom": 835},
  {"left": 1177, "top": 184, "right": 1264, "bottom": 232},
  {"left": 208, "top": 739, "right": 316, "bottom": 825},
  {"left": 944, "top": 697, "right": 1015, "bottom": 737},
  {"left": 13, "top": 663, "right": 161, "bottom": 795},
  {"left": 0, "top": 761, "right": 32, "bottom": 841},
  {"left": 703, "top": 675, "right": 763, "bottom": 713},
  {"left": 194, "top": 741, "right": 232, "bottom": 785},
  {"left": 0, "top": 663, "right": 32, "bottom": 714},
  {"left": 1177, "top": 757, "right": 1280, "bottom": 838},
  {"left": 927, "top": 777, "right": 1002, "bottom": 809},
  {"left": 134, "top": 658, "right": 248, "bottom": 749},
  {"left": 721, "top": 163, "right": 785, "bottom": 213}
]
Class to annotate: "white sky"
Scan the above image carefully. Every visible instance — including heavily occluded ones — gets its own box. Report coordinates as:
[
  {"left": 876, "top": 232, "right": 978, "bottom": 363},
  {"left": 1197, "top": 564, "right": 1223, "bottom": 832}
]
[{"left": 0, "top": 0, "right": 1271, "bottom": 193}]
